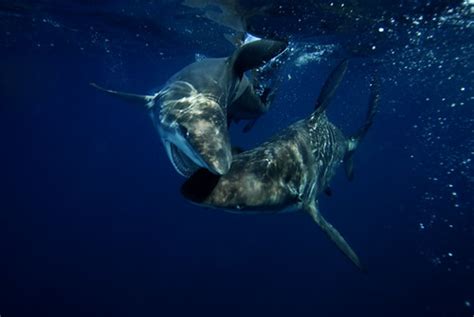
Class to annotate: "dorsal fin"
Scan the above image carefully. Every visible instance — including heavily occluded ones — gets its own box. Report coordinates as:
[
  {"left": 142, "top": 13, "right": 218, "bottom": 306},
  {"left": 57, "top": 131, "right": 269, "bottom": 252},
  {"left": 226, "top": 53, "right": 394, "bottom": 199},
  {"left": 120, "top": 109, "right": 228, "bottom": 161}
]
[
  {"left": 311, "top": 59, "right": 349, "bottom": 117},
  {"left": 90, "top": 83, "right": 156, "bottom": 109},
  {"left": 230, "top": 39, "right": 287, "bottom": 78}
]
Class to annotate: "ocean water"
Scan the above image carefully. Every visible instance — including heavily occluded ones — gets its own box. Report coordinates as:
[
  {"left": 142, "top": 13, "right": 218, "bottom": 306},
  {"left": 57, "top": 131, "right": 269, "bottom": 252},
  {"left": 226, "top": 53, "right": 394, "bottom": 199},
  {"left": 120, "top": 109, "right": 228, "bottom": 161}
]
[{"left": 1, "top": 1, "right": 473, "bottom": 316}]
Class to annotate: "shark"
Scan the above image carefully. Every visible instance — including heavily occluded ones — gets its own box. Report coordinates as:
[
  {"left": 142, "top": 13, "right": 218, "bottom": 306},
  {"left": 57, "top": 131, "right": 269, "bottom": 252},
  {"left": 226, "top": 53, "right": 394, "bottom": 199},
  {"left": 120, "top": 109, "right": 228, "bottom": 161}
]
[
  {"left": 91, "top": 39, "right": 287, "bottom": 176},
  {"left": 181, "top": 60, "right": 380, "bottom": 269}
]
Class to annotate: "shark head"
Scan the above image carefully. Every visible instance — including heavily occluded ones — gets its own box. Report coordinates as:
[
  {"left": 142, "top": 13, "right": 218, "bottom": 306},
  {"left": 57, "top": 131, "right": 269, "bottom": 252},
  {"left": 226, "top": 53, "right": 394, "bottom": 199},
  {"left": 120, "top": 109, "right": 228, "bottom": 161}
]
[{"left": 155, "top": 82, "right": 232, "bottom": 177}]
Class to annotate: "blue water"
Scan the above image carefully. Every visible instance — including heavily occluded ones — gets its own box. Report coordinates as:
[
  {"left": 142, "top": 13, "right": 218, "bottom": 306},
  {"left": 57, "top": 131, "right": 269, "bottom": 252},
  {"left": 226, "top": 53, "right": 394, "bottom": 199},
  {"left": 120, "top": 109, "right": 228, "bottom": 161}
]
[{"left": 1, "top": 1, "right": 473, "bottom": 316}]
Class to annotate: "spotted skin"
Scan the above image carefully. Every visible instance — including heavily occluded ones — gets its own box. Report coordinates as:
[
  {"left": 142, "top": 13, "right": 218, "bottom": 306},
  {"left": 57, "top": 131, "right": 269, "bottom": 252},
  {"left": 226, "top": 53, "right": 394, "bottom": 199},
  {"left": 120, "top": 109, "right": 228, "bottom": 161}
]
[
  {"left": 195, "top": 114, "right": 346, "bottom": 213},
  {"left": 182, "top": 62, "right": 380, "bottom": 270}
]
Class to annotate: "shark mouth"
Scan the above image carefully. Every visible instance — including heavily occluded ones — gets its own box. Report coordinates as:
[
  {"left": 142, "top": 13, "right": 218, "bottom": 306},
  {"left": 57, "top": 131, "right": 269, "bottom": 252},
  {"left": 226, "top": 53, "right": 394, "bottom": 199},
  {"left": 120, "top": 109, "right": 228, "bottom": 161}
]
[
  {"left": 167, "top": 142, "right": 200, "bottom": 178},
  {"left": 181, "top": 168, "right": 221, "bottom": 204}
]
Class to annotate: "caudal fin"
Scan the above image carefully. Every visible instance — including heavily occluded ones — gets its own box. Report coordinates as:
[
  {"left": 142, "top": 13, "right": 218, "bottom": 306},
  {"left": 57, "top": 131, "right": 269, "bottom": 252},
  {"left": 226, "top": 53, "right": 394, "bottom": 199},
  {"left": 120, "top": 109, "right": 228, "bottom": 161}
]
[
  {"left": 344, "top": 74, "right": 381, "bottom": 181},
  {"left": 90, "top": 82, "right": 156, "bottom": 110}
]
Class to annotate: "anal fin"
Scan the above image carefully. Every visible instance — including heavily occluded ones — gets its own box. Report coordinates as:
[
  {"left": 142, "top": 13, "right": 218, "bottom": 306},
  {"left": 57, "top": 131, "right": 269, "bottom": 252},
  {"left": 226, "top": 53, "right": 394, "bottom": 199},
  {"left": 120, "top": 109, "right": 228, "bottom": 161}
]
[{"left": 305, "top": 202, "right": 364, "bottom": 271}]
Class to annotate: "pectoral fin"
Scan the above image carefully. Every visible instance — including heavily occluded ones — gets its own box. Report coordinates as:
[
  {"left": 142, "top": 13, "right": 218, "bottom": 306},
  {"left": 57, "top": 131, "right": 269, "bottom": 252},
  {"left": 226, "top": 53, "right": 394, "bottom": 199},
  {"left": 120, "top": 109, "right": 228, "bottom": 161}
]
[
  {"left": 305, "top": 202, "right": 364, "bottom": 271},
  {"left": 90, "top": 83, "right": 156, "bottom": 109}
]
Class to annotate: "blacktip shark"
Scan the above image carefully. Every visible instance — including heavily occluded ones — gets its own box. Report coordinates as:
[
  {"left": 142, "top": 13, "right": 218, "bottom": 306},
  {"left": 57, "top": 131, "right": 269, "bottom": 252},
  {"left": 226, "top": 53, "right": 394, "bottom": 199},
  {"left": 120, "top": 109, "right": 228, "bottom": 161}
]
[
  {"left": 181, "top": 60, "right": 380, "bottom": 270},
  {"left": 91, "top": 38, "right": 287, "bottom": 177}
]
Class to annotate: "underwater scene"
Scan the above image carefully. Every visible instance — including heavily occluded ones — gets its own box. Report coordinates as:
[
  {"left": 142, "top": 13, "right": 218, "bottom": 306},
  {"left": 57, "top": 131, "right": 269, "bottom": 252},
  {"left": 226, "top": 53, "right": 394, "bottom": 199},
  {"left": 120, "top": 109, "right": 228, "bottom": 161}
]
[{"left": 1, "top": 0, "right": 473, "bottom": 316}]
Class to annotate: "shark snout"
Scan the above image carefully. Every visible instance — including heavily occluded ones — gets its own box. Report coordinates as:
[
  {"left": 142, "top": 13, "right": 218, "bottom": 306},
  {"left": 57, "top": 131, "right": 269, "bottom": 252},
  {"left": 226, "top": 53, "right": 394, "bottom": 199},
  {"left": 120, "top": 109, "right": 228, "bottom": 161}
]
[
  {"left": 203, "top": 145, "right": 232, "bottom": 175},
  {"left": 184, "top": 123, "right": 232, "bottom": 175},
  {"left": 178, "top": 105, "right": 233, "bottom": 175},
  {"left": 157, "top": 96, "right": 233, "bottom": 177},
  {"left": 162, "top": 119, "right": 232, "bottom": 176}
]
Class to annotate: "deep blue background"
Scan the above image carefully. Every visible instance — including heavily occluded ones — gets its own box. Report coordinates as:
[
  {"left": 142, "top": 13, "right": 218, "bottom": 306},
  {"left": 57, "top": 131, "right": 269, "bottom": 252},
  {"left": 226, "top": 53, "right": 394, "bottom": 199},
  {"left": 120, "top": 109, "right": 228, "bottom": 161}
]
[{"left": 1, "top": 1, "right": 473, "bottom": 316}]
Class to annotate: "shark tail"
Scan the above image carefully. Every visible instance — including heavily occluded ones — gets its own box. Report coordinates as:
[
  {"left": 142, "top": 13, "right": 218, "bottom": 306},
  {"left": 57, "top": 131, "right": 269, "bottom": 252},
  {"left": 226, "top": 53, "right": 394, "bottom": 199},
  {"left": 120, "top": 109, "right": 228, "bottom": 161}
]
[
  {"left": 344, "top": 74, "right": 381, "bottom": 181},
  {"left": 90, "top": 82, "right": 156, "bottom": 110}
]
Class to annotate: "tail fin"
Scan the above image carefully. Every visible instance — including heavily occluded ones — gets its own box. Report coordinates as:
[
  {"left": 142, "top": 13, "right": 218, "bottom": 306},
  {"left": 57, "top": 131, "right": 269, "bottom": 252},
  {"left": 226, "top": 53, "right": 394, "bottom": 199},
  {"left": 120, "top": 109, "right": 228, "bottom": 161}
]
[
  {"left": 90, "top": 83, "right": 156, "bottom": 110},
  {"left": 344, "top": 75, "right": 381, "bottom": 181}
]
